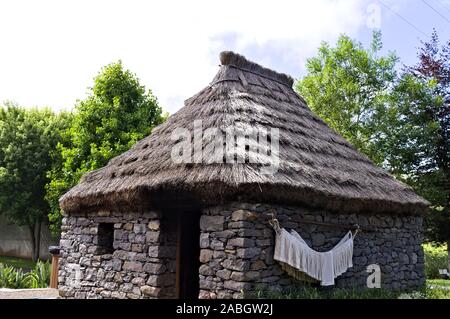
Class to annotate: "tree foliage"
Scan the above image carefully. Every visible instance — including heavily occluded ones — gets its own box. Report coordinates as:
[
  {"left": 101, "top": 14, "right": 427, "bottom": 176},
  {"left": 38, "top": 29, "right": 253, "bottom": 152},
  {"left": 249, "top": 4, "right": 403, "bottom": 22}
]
[
  {"left": 296, "top": 31, "right": 398, "bottom": 165},
  {"left": 0, "top": 103, "right": 68, "bottom": 260},
  {"left": 400, "top": 31, "right": 449, "bottom": 246},
  {"left": 296, "top": 31, "right": 449, "bottom": 266},
  {"left": 46, "top": 61, "right": 165, "bottom": 234}
]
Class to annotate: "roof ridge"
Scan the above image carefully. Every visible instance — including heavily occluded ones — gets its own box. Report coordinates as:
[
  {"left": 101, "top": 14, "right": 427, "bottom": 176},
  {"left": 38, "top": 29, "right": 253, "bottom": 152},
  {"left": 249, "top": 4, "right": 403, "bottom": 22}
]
[{"left": 219, "top": 51, "right": 294, "bottom": 87}]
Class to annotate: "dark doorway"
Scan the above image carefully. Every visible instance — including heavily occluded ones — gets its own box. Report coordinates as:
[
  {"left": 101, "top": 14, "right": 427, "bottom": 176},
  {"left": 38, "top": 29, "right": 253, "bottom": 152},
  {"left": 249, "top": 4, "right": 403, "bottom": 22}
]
[{"left": 176, "top": 209, "right": 201, "bottom": 299}]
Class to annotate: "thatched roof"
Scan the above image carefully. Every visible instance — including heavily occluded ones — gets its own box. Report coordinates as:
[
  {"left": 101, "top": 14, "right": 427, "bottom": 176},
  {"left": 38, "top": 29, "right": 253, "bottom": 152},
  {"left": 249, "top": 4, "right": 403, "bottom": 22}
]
[{"left": 60, "top": 51, "right": 429, "bottom": 215}]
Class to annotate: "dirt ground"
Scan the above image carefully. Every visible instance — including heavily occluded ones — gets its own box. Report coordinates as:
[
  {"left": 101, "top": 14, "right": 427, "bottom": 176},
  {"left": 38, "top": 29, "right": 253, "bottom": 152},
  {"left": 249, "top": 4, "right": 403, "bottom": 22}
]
[{"left": 0, "top": 288, "right": 59, "bottom": 299}]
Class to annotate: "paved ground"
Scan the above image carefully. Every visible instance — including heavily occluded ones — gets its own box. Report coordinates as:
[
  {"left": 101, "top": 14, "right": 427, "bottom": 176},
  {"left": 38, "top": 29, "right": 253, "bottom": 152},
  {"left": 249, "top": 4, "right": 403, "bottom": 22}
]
[{"left": 0, "top": 288, "right": 59, "bottom": 299}]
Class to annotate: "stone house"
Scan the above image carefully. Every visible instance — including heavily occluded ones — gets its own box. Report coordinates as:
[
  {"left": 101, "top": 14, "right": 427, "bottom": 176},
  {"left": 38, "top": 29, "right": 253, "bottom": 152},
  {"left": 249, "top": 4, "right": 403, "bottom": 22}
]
[{"left": 57, "top": 51, "right": 429, "bottom": 299}]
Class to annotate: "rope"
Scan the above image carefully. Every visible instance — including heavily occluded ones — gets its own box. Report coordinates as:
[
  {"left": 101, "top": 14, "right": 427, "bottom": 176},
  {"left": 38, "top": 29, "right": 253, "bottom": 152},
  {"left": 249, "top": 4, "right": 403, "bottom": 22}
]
[
  {"left": 268, "top": 218, "right": 281, "bottom": 234},
  {"left": 269, "top": 218, "right": 362, "bottom": 237}
]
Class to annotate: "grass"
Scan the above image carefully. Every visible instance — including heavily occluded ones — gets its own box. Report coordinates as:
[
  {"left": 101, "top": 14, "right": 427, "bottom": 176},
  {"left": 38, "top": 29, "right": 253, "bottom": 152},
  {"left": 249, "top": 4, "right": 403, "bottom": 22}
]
[
  {"left": 256, "top": 284, "right": 397, "bottom": 299},
  {"left": 427, "top": 279, "right": 450, "bottom": 287},
  {"left": 424, "top": 286, "right": 450, "bottom": 299},
  {"left": 255, "top": 283, "right": 450, "bottom": 299},
  {"left": 0, "top": 256, "right": 37, "bottom": 271}
]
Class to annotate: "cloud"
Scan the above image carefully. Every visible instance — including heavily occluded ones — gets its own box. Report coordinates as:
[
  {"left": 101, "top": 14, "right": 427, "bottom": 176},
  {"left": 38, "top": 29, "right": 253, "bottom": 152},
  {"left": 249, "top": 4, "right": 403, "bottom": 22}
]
[{"left": 0, "top": 0, "right": 373, "bottom": 113}]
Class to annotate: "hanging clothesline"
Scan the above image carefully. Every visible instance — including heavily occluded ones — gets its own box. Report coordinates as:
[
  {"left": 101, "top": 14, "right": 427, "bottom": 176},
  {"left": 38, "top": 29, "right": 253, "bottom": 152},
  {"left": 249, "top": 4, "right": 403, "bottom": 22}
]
[
  {"left": 260, "top": 213, "right": 375, "bottom": 232},
  {"left": 288, "top": 217, "right": 375, "bottom": 232}
]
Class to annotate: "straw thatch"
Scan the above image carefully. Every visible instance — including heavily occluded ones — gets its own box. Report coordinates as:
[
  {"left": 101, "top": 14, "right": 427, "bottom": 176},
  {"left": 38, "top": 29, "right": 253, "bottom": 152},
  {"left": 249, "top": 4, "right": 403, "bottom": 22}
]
[{"left": 60, "top": 51, "right": 429, "bottom": 215}]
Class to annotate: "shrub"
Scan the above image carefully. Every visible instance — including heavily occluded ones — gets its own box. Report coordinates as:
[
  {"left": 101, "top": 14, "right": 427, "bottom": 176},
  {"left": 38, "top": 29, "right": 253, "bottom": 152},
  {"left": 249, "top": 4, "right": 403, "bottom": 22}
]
[
  {"left": 0, "top": 261, "right": 51, "bottom": 289},
  {"left": 423, "top": 243, "right": 448, "bottom": 279}
]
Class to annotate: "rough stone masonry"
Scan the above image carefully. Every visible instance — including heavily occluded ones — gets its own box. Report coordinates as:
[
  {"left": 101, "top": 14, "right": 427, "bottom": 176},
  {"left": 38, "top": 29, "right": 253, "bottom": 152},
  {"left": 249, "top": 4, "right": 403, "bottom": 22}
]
[
  {"left": 57, "top": 202, "right": 425, "bottom": 299},
  {"left": 58, "top": 210, "right": 177, "bottom": 299},
  {"left": 198, "top": 203, "right": 425, "bottom": 298}
]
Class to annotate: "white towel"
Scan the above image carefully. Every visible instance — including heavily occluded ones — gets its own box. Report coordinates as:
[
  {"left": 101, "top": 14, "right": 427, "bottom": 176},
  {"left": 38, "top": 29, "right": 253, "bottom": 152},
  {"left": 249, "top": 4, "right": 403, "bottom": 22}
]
[{"left": 274, "top": 228, "right": 354, "bottom": 286}]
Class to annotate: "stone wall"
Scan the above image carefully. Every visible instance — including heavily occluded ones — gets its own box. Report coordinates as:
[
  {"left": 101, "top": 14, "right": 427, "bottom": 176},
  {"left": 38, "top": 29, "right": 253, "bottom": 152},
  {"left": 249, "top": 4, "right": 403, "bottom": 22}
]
[
  {"left": 198, "top": 203, "right": 425, "bottom": 298},
  {"left": 58, "top": 202, "right": 425, "bottom": 299},
  {"left": 58, "top": 210, "right": 177, "bottom": 299}
]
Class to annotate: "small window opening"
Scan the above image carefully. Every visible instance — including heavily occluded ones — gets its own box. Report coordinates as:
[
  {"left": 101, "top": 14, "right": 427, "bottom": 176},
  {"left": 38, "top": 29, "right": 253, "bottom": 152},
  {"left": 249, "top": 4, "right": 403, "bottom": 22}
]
[{"left": 97, "top": 223, "right": 114, "bottom": 254}]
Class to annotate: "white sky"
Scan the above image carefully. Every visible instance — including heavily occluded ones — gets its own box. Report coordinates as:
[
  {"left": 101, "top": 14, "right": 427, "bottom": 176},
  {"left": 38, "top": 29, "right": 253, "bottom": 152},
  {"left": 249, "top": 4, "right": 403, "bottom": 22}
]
[{"left": 0, "top": 0, "right": 446, "bottom": 114}]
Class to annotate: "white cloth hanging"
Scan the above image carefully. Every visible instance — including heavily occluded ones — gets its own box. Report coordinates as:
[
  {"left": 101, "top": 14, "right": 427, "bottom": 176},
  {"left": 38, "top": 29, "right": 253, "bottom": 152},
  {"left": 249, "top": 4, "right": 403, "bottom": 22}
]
[{"left": 273, "top": 228, "right": 354, "bottom": 286}]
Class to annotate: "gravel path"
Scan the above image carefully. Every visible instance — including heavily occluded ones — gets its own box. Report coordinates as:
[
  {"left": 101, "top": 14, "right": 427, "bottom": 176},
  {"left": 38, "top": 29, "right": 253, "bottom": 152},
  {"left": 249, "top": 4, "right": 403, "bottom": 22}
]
[{"left": 0, "top": 288, "right": 59, "bottom": 299}]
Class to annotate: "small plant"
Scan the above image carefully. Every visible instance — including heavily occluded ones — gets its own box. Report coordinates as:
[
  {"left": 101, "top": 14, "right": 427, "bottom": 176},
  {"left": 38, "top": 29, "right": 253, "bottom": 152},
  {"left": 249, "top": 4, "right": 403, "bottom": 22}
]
[
  {"left": 0, "top": 260, "right": 51, "bottom": 289},
  {"left": 34, "top": 261, "right": 51, "bottom": 288}
]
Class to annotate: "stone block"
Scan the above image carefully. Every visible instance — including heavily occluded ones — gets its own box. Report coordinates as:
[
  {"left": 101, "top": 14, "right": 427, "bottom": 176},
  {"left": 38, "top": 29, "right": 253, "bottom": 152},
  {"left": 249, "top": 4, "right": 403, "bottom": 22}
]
[
  {"left": 216, "top": 269, "right": 231, "bottom": 280},
  {"left": 131, "top": 244, "right": 143, "bottom": 252},
  {"left": 104, "top": 259, "right": 122, "bottom": 271},
  {"left": 123, "top": 223, "right": 133, "bottom": 231},
  {"left": 231, "top": 210, "right": 257, "bottom": 221},
  {"left": 213, "top": 230, "right": 236, "bottom": 239},
  {"left": 122, "top": 261, "right": 143, "bottom": 272},
  {"left": 148, "top": 246, "right": 159, "bottom": 258},
  {"left": 148, "top": 220, "right": 160, "bottom": 231},
  {"left": 200, "top": 216, "right": 224, "bottom": 231},
  {"left": 199, "top": 265, "right": 214, "bottom": 276},
  {"left": 237, "top": 247, "right": 261, "bottom": 259},
  {"left": 200, "top": 233, "right": 210, "bottom": 248},
  {"left": 133, "top": 224, "right": 147, "bottom": 234},
  {"left": 200, "top": 249, "right": 213, "bottom": 263},
  {"left": 251, "top": 260, "right": 266, "bottom": 271},
  {"left": 200, "top": 278, "right": 216, "bottom": 290},
  {"left": 211, "top": 239, "right": 224, "bottom": 250},
  {"left": 228, "top": 238, "right": 255, "bottom": 248},
  {"left": 221, "top": 259, "right": 250, "bottom": 272},
  {"left": 146, "top": 231, "right": 160, "bottom": 243},
  {"left": 140, "top": 286, "right": 161, "bottom": 297},
  {"left": 224, "top": 280, "right": 251, "bottom": 292},
  {"left": 311, "top": 233, "right": 325, "bottom": 247},
  {"left": 143, "top": 262, "right": 166, "bottom": 274}
]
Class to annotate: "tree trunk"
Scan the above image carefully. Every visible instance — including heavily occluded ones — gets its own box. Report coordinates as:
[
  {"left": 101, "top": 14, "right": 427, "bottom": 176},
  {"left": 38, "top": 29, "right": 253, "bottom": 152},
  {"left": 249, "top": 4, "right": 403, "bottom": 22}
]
[
  {"left": 28, "top": 223, "right": 37, "bottom": 262},
  {"left": 34, "top": 221, "right": 42, "bottom": 262}
]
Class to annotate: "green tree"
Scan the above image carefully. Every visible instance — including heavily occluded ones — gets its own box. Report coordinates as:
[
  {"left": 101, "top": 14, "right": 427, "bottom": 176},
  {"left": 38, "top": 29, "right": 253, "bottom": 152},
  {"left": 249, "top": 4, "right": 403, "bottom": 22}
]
[
  {"left": 0, "top": 103, "right": 66, "bottom": 261},
  {"left": 45, "top": 111, "right": 74, "bottom": 235},
  {"left": 296, "top": 31, "right": 398, "bottom": 165},
  {"left": 396, "top": 31, "right": 449, "bottom": 269},
  {"left": 47, "top": 61, "right": 164, "bottom": 234},
  {"left": 296, "top": 30, "right": 449, "bottom": 270}
]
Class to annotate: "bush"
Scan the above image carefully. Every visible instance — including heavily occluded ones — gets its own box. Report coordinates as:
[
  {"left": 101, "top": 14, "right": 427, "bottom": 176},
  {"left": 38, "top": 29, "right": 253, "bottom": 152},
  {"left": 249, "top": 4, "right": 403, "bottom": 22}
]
[
  {"left": 0, "top": 261, "right": 51, "bottom": 289},
  {"left": 423, "top": 243, "right": 448, "bottom": 279}
]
